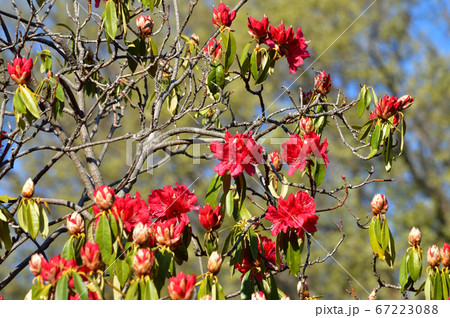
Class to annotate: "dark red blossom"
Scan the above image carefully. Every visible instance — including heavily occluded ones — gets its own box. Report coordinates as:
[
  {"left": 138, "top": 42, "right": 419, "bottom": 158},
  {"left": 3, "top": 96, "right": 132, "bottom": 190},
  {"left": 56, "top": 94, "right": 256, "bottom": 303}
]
[
  {"left": 212, "top": 3, "right": 236, "bottom": 28},
  {"left": 314, "top": 70, "right": 331, "bottom": 95},
  {"left": 80, "top": 241, "right": 102, "bottom": 271},
  {"left": 40, "top": 255, "right": 78, "bottom": 286},
  {"left": 204, "top": 38, "right": 222, "bottom": 62},
  {"left": 265, "top": 190, "right": 318, "bottom": 239},
  {"left": 150, "top": 217, "right": 186, "bottom": 250},
  {"left": 210, "top": 130, "right": 263, "bottom": 178},
  {"left": 111, "top": 192, "right": 150, "bottom": 232},
  {"left": 198, "top": 204, "right": 223, "bottom": 231},
  {"left": 168, "top": 271, "right": 196, "bottom": 300},
  {"left": 370, "top": 95, "right": 414, "bottom": 121},
  {"left": 148, "top": 183, "right": 198, "bottom": 222},
  {"left": 7, "top": 56, "right": 33, "bottom": 85},
  {"left": 282, "top": 132, "right": 329, "bottom": 176},
  {"left": 248, "top": 15, "right": 269, "bottom": 42}
]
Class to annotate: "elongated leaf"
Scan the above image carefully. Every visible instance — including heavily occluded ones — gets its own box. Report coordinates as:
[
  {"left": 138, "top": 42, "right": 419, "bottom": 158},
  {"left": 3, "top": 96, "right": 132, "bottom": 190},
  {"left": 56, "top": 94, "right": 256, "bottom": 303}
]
[
  {"left": 381, "top": 217, "right": 390, "bottom": 251},
  {"left": 266, "top": 273, "right": 279, "bottom": 300},
  {"left": 224, "top": 190, "right": 234, "bottom": 218},
  {"left": 240, "top": 270, "right": 252, "bottom": 300},
  {"left": 286, "top": 236, "right": 301, "bottom": 276},
  {"left": 215, "top": 64, "right": 225, "bottom": 88},
  {"left": 434, "top": 270, "right": 443, "bottom": 300},
  {"left": 235, "top": 174, "right": 247, "bottom": 210},
  {"left": 250, "top": 49, "right": 259, "bottom": 80},
  {"left": 442, "top": 271, "right": 449, "bottom": 300},
  {"left": 399, "top": 252, "right": 409, "bottom": 291},
  {"left": 125, "top": 280, "right": 139, "bottom": 300},
  {"left": 55, "top": 274, "right": 69, "bottom": 300},
  {"left": 17, "top": 202, "right": 27, "bottom": 233},
  {"left": 27, "top": 201, "right": 40, "bottom": 239},
  {"left": 96, "top": 214, "right": 112, "bottom": 264},
  {"left": 38, "top": 205, "right": 49, "bottom": 238},
  {"left": 248, "top": 227, "right": 259, "bottom": 261},
  {"left": 313, "top": 163, "right": 326, "bottom": 186},
  {"left": 115, "top": 258, "right": 130, "bottom": 286},
  {"left": 198, "top": 276, "right": 212, "bottom": 300},
  {"left": 368, "top": 122, "right": 381, "bottom": 158},
  {"left": 147, "top": 279, "right": 159, "bottom": 300},
  {"left": 214, "top": 281, "right": 226, "bottom": 300},
  {"left": 142, "top": 0, "right": 155, "bottom": 11},
  {"left": 357, "top": 86, "right": 367, "bottom": 118},
  {"left": 207, "top": 66, "right": 218, "bottom": 95},
  {"left": 154, "top": 250, "right": 172, "bottom": 292},
  {"left": 205, "top": 173, "right": 223, "bottom": 207},
  {"left": 13, "top": 88, "right": 27, "bottom": 114},
  {"left": 21, "top": 86, "right": 40, "bottom": 119},
  {"left": 385, "top": 228, "right": 396, "bottom": 268},
  {"left": 73, "top": 272, "right": 89, "bottom": 300},
  {"left": 358, "top": 121, "right": 373, "bottom": 141},
  {"left": 239, "top": 204, "right": 252, "bottom": 220},
  {"left": 104, "top": 0, "right": 118, "bottom": 40},
  {"left": 32, "top": 280, "right": 52, "bottom": 300},
  {"left": 407, "top": 247, "right": 421, "bottom": 282},
  {"left": 255, "top": 52, "right": 271, "bottom": 84},
  {"left": 424, "top": 273, "right": 432, "bottom": 300},
  {"left": 369, "top": 217, "right": 385, "bottom": 261},
  {"left": 61, "top": 237, "right": 75, "bottom": 260},
  {"left": 224, "top": 31, "right": 236, "bottom": 71}
]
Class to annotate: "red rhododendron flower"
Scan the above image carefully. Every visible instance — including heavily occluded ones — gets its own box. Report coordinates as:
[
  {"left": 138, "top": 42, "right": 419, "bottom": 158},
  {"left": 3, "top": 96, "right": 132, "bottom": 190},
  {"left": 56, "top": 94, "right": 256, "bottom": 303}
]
[
  {"left": 111, "top": 192, "right": 150, "bottom": 232},
  {"left": 212, "top": 3, "right": 236, "bottom": 28},
  {"left": 251, "top": 291, "right": 266, "bottom": 300},
  {"left": 282, "top": 132, "right": 329, "bottom": 176},
  {"left": 248, "top": 15, "right": 269, "bottom": 42},
  {"left": 40, "top": 255, "right": 78, "bottom": 286},
  {"left": 210, "top": 130, "right": 263, "bottom": 178},
  {"left": 80, "top": 242, "right": 102, "bottom": 271},
  {"left": 314, "top": 70, "right": 331, "bottom": 95},
  {"left": 0, "top": 296, "right": 3, "bottom": 300},
  {"left": 370, "top": 95, "right": 414, "bottom": 121},
  {"left": 168, "top": 271, "right": 196, "bottom": 300},
  {"left": 7, "top": 56, "right": 33, "bottom": 85},
  {"left": 265, "top": 190, "right": 318, "bottom": 239},
  {"left": 133, "top": 248, "right": 155, "bottom": 277},
  {"left": 148, "top": 183, "right": 198, "bottom": 222},
  {"left": 150, "top": 217, "right": 186, "bottom": 250},
  {"left": 204, "top": 38, "right": 222, "bottom": 62},
  {"left": 136, "top": 15, "right": 153, "bottom": 37},
  {"left": 235, "top": 236, "right": 279, "bottom": 281},
  {"left": 198, "top": 204, "right": 223, "bottom": 231},
  {"left": 268, "top": 150, "right": 282, "bottom": 172},
  {"left": 266, "top": 23, "right": 310, "bottom": 74},
  {"left": 70, "top": 292, "right": 100, "bottom": 300},
  {"left": 441, "top": 243, "right": 450, "bottom": 268}
]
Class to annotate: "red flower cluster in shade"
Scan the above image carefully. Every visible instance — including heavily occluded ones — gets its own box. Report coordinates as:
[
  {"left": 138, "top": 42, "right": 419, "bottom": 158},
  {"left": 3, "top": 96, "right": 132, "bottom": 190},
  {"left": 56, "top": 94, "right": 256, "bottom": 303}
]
[
  {"left": 7, "top": 56, "right": 33, "bottom": 85},
  {"left": 148, "top": 183, "right": 198, "bottom": 223},
  {"left": 210, "top": 130, "right": 263, "bottom": 178},
  {"left": 212, "top": 3, "right": 236, "bottom": 28},
  {"left": 369, "top": 95, "right": 414, "bottom": 124},
  {"left": 266, "top": 190, "right": 318, "bottom": 239},
  {"left": 168, "top": 271, "right": 196, "bottom": 300},
  {"left": 235, "top": 236, "right": 279, "bottom": 281},
  {"left": 204, "top": 38, "right": 222, "bottom": 62},
  {"left": 198, "top": 204, "right": 223, "bottom": 231},
  {"left": 282, "top": 132, "right": 329, "bottom": 176}
]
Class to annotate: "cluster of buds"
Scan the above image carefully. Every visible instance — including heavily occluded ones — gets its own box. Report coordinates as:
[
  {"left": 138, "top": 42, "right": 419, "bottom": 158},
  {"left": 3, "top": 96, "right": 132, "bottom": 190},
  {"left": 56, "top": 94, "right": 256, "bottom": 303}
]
[
  {"left": 247, "top": 15, "right": 269, "bottom": 43},
  {"left": 268, "top": 150, "right": 282, "bottom": 172},
  {"left": 80, "top": 242, "right": 102, "bottom": 271},
  {"left": 427, "top": 245, "right": 441, "bottom": 267},
  {"left": 22, "top": 178, "right": 35, "bottom": 198},
  {"left": 370, "top": 194, "right": 388, "bottom": 215},
  {"left": 133, "top": 248, "right": 154, "bottom": 278},
  {"left": 136, "top": 15, "right": 153, "bottom": 37},
  {"left": 314, "top": 70, "right": 331, "bottom": 96},
  {"left": 204, "top": 38, "right": 222, "bottom": 62},
  {"left": 408, "top": 227, "right": 421, "bottom": 247},
  {"left": 168, "top": 271, "right": 196, "bottom": 300},
  {"left": 212, "top": 3, "right": 236, "bottom": 29},
  {"left": 67, "top": 212, "right": 84, "bottom": 236},
  {"left": 150, "top": 219, "right": 185, "bottom": 250},
  {"left": 370, "top": 95, "right": 414, "bottom": 121},
  {"left": 299, "top": 117, "right": 313, "bottom": 135},
  {"left": 7, "top": 56, "right": 33, "bottom": 85},
  {"left": 207, "top": 251, "right": 222, "bottom": 275},
  {"left": 132, "top": 222, "right": 150, "bottom": 245},
  {"left": 198, "top": 204, "right": 223, "bottom": 232},
  {"left": 94, "top": 185, "right": 115, "bottom": 211},
  {"left": 251, "top": 291, "right": 266, "bottom": 300}
]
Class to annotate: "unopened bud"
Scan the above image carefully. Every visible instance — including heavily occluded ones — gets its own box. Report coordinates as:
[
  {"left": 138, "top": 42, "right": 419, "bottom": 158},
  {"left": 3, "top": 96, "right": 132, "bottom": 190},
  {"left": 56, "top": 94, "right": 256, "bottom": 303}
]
[
  {"left": 67, "top": 212, "right": 84, "bottom": 236},
  {"left": 190, "top": 33, "right": 199, "bottom": 46},
  {"left": 22, "top": 178, "right": 34, "bottom": 198},
  {"left": 29, "top": 253, "right": 44, "bottom": 276},
  {"left": 427, "top": 245, "right": 441, "bottom": 267},
  {"left": 398, "top": 95, "right": 414, "bottom": 110},
  {"left": 207, "top": 251, "right": 222, "bottom": 275},
  {"left": 133, "top": 248, "right": 154, "bottom": 278},
  {"left": 299, "top": 117, "right": 313, "bottom": 135},
  {"left": 132, "top": 222, "right": 149, "bottom": 245},
  {"left": 368, "top": 289, "right": 377, "bottom": 300},
  {"left": 136, "top": 15, "right": 153, "bottom": 37},
  {"left": 408, "top": 227, "right": 421, "bottom": 247},
  {"left": 440, "top": 243, "right": 450, "bottom": 268},
  {"left": 370, "top": 194, "right": 388, "bottom": 215},
  {"left": 93, "top": 185, "right": 115, "bottom": 211},
  {"left": 251, "top": 291, "right": 266, "bottom": 300},
  {"left": 280, "top": 295, "right": 290, "bottom": 300},
  {"left": 268, "top": 150, "right": 282, "bottom": 172}
]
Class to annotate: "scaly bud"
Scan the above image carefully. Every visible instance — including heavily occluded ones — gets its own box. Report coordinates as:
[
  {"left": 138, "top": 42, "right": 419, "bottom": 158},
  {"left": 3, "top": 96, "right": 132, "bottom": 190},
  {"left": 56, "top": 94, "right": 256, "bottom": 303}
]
[
  {"left": 370, "top": 194, "right": 388, "bottom": 215},
  {"left": 268, "top": 150, "right": 282, "bottom": 172},
  {"left": 314, "top": 70, "right": 331, "bottom": 95},
  {"left": 22, "top": 178, "right": 34, "bottom": 198},
  {"left": 29, "top": 253, "right": 44, "bottom": 276},
  {"left": 133, "top": 248, "right": 154, "bottom": 278},
  {"left": 80, "top": 242, "right": 102, "bottom": 271},
  {"left": 67, "top": 212, "right": 84, "bottom": 236},
  {"left": 299, "top": 117, "right": 313, "bottom": 135},
  {"left": 408, "top": 227, "right": 421, "bottom": 247},
  {"left": 440, "top": 243, "right": 450, "bottom": 268},
  {"left": 93, "top": 185, "right": 115, "bottom": 211},
  {"left": 427, "top": 245, "right": 441, "bottom": 267},
  {"left": 132, "top": 222, "right": 149, "bottom": 245},
  {"left": 136, "top": 15, "right": 153, "bottom": 37},
  {"left": 251, "top": 291, "right": 266, "bottom": 300},
  {"left": 207, "top": 251, "right": 222, "bottom": 275},
  {"left": 168, "top": 271, "right": 196, "bottom": 300}
]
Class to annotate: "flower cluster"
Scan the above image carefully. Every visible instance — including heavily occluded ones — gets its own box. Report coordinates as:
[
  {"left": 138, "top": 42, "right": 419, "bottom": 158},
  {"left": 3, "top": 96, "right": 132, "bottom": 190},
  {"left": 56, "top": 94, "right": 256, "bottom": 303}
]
[
  {"left": 282, "top": 131, "right": 329, "bottom": 176},
  {"left": 314, "top": 70, "right": 331, "bottom": 95},
  {"left": 370, "top": 95, "right": 414, "bottom": 125},
  {"left": 7, "top": 56, "right": 33, "bottom": 85},
  {"left": 265, "top": 190, "right": 318, "bottom": 238},
  {"left": 198, "top": 204, "right": 223, "bottom": 232},
  {"left": 133, "top": 248, "right": 155, "bottom": 278},
  {"left": 204, "top": 38, "right": 222, "bottom": 62},
  {"left": 210, "top": 130, "right": 263, "bottom": 178},
  {"left": 150, "top": 217, "right": 187, "bottom": 250},
  {"left": 212, "top": 3, "right": 236, "bottom": 28},
  {"left": 168, "top": 271, "right": 196, "bottom": 300},
  {"left": 80, "top": 242, "right": 102, "bottom": 272}
]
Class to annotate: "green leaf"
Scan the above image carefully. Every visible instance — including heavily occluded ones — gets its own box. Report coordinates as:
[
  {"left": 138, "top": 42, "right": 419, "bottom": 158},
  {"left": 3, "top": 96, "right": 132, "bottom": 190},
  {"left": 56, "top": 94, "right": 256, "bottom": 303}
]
[
  {"left": 115, "top": 258, "right": 130, "bottom": 287},
  {"left": 286, "top": 235, "right": 302, "bottom": 276},
  {"left": 255, "top": 52, "right": 271, "bottom": 84},
  {"left": 224, "top": 190, "right": 234, "bottom": 218},
  {"left": 27, "top": 201, "right": 41, "bottom": 239},
  {"left": 248, "top": 227, "right": 259, "bottom": 261},
  {"left": 125, "top": 280, "right": 139, "bottom": 300},
  {"left": 368, "top": 122, "right": 381, "bottom": 158},
  {"left": 399, "top": 252, "right": 409, "bottom": 291},
  {"left": 198, "top": 276, "right": 212, "bottom": 299},
  {"left": 142, "top": 0, "right": 155, "bottom": 11},
  {"left": 31, "top": 280, "right": 52, "bottom": 300},
  {"left": 154, "top": 250, "right": 172, "bottom": 293},
  {"left": 235, "top": 174, "right": 247, "bottom": 211},
  {"left": 424, "top": 273, "right": 432, "bottom": 300},
  {"left": 147, "top": 279, "right": 159, "bottom": 300},
  {"left": 374, "top": 215, "right": 382, "bottom": 244},
  {"left": 61, "top": 237, "right": 76, "bottom": 260},
  {"left": 38, "top": 204, "right": 49, "bottom": 239},
  {"left": 399, "top": 115, "right": 406, "bottom": 156},
  {"left": 13, "top": 88, "right": 27, "bottom": 114},
  {"left": 357, "top": 85, "right": 367, "bottom": 118},
  {"left": 205, "top": 174, "right": 223, "bottom": 208},
  {"left": 224, "top": 31, "right": 236, "bottom": 71},
  {"left": 369, "top": 217, "right": 385, "bottom": 261},
  {"left": 214, "top": 281, "right": 226, "bottom": 300},
  {"left": 73, "top": 272, "right": 89, "bottom": 300},
  {"left": 55, "top": 274, "right": 69, "bottom": 300},
  {"left": 358, "top": 120, "right": 373, "bottom": 141},
  {"left": 96, "top": 213, "right": 112, "bottom": 264},
  {"left": 381, "top": 217, "right": 390, "bottom": 251},
  {"left": 434, "top": 270, "right": 443, "bottom": 300},
  {"left": 313, "top": 163, "right": 326, "bottom": 186},
  {"left": 215, "top": 64, "right": 225, "bottom": 88},
  {"left": 250, "top": 49, "right": 259, "bottom": 80},
  {"left": 104, "top": 0, "right": 118, "bottom": 40},
  {"left": 407, "top": 247, "right": 421, "bottom": 282},
  {"left": 109, "top": 213, "right": 119, "bottom": 238},
  {"left": 207, "top": 66, "right": 218, "bottom": 95},
  {"left": 266, "top": 273, "right": 279, "bottom": 300},
  {"left": 0, "top": 220, "right": 12, "bottom": 250},
  {"left": 240, "top": 42, "right": 252, "bottom": 72},
  {"left": 21, "top": 85, "right": 40, "bottom": 119},
  {"left": 240, "top": 270, "right": 253, "bottom": 300},
  {"left": 0, "top": 195, "right": 16, "bottom": 203},
  {"left": 17, "top": 201, "right": 28, "bottom": 233},
  {"left": 385, "top": 227, "right": 396, "bottom": 268},
  {"left": 442, "top": 271, "right": 449, "bottom": 300},
  {"left": 239, "top": 205, "right": 252, "bottom": 220}
]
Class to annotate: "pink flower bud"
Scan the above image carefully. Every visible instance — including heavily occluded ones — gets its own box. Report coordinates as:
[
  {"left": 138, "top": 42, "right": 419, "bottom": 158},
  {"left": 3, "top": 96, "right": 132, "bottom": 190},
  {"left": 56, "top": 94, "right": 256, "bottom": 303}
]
[
  {"left": 299, "top": 117, "right": 313, "bottom": 135},
  {"left": 204, "top": 38, "right": 222, "bottom": 62},
  {"left": 150, "top": 218, "right": 185, "bottom": 250},
  {"left": 198, "top": 204, "right": 223, "bottom": 232},
  {"left": 251, "top": 291, "right": 266, "bottom": 300},
  {"left": 132, "top": 222, "right": 149, "bottom": 245},
  {"left": 29, "top": 253, "right": 44, "bottom": 276},
  {"left": 22, "top": 178, "right": 34, "bottom": 198},
  {"left": 408, "top": 227, "right": 421, "bottom": 247},
  {"left": 136, "top": 15, "right": 153, "bottom": 37},
  {"left": 80, "top": 241, "right": 102, "bottom": 271},
  {"left": 212, "top": 3, "right": 236, "bottom": 28},
  {"left": 397, "top": 95, "right": 414, "bottom": 110},
  {"left": 67, "top": 212, "right": 84, "bottom": 236},
  {"left": 269, "top": 150, "right": 282, "bottom": 172},
  {"left": 441, "top": 243, "right": 450, "bottom": 268},
  {"left": 370, "top": 194, "right": 388, "bottom": 215},
  {"left": 7, "top": 56, "right": 33, "bottom": 85},
  {"left": 427, "top": 245, "right": 441, "bottom": 267},
  {"left": 248, "top": 15, "right": 269, "bottom": 42},
  {"left": 133, "top": 248, "right": 154, "bottom": 278},
  {"left": 207, "top": 251, "right": 222, "bottom": 275},
  {"left": 314, "top": 70, "right": 331, "bottom": 95},
  {"left": 93, "top": 185, "right": 115, "bottom": 211},
  {"left": 168, "top": 271, "right": 196, "bottom": 300}
]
